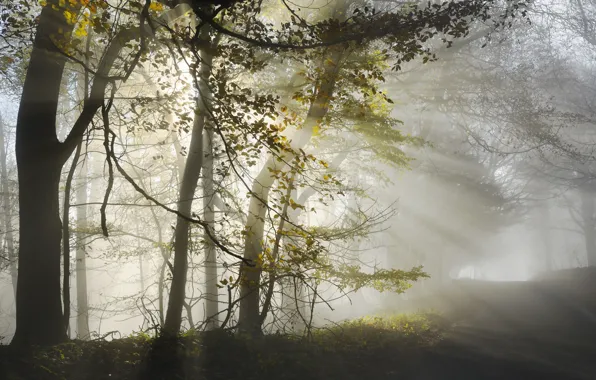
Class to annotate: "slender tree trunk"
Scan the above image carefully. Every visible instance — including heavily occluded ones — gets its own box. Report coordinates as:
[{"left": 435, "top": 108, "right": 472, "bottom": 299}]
[
  {"left": 238, "top": 47, "right": 344, "bottom": 336},
  {"left": 75, "top": 154, "right": 90, "bottom": 339},
  {"left": 259, "top": 173, "right": 295, "bottom": 329},
  {"left": 202, "top": 123, "right": 219, "bottom": 329},
  {"left": 148, "top": 205, "right": 169, "bottom": 327},
  {"left": 163, "top": 106, "right": 204, "bottom": 337},
  {"left": 0, "top": 116, "right": 17, "bottom": 300},
  {"left": 62, "top": 141, "right": 83, "bottom": 336},
  {"left": 154, "top": 132, "right": 180, "bottom": 328},
  {"left": 163, "top": 27, "right": 213, "bottom": 336},
  {"left": 158, "top": 259, "right": 167, "bottom": 327}
]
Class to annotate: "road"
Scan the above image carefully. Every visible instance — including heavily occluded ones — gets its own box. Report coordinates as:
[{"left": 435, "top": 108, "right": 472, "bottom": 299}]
[{"left": 402, "top": 270, "right": 596, "bottom": 379}]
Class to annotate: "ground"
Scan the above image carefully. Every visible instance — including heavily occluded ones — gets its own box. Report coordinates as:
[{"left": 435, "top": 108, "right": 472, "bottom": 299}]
[{"left": 1, "top": 267, "right": 595, "bottom": 379}]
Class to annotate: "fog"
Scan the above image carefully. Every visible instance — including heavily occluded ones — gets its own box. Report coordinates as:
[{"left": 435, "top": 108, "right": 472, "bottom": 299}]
[{"left": 0, "top": 0, "right": 595, "bottom": 355}]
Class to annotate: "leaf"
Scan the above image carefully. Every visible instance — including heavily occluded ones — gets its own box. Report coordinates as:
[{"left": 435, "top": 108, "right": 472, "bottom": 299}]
[
  {"left": 312, "top": 125, "right": 320, "bottom": 136},
  {"left": 149, "top": 2, "right": 164, "bottom": 12}
]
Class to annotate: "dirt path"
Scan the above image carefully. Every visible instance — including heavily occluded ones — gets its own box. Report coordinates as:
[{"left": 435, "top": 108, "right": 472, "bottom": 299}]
[{"left": 400, "top": 273, "right": 596, "bottom": 379}]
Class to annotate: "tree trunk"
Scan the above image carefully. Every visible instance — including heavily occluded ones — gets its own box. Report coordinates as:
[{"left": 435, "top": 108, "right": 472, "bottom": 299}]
[
  {"left": 14, "top": 157, "right": 66, "bottom": 346},
  {"left": 162, "top": 113, "right": 204, "bottom": 336},
  {"left": 75, "top": 154, "right": 90, "bottom": 339},
  {"left": 202, "top": 123, "right": 219, "bottom": 329},
  {"left": 62, "top": 141, "right": 83, "bottom": 336},
  {"left": 238, "top": 47, "right": 344, "bottom": 336},
  {"left": 163, "top": 27, "right": 213, "bottom": 336},
  {"left": 0, "top": 116, "right": 17, "bottom": 300},
  {"left": 11, "top": 1, "right": 192, "bottom": 347},
  {"left": 158, "top": 256, "right": 168, "bottom": 327},
  {"left": 12, "top": 3, "right": 75, "bottom": 347},
  {"left": 149, "top": 204, "right": 169, "bottom": 327}
]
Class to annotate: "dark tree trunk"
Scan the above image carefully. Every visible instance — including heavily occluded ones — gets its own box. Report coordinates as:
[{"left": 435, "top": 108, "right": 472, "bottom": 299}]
[
  {"left": 11, "top": 1, "right": 190, "bottom": 347},
  {"left": 14, "top": 158, "right": 66, "bottom": 346},
  {"left": 11, "top": 3, "right": 75, "bottom": 347}
]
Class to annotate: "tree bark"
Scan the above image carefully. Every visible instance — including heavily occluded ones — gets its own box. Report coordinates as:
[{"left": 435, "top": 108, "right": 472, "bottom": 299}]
[{"left": 15, "top": 159, "right": 66, "bottom": 347}]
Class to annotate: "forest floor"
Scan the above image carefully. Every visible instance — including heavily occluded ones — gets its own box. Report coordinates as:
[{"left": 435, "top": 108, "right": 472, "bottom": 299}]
[{"left": 0, "top": 267, "right": 595, "bottom": 380}]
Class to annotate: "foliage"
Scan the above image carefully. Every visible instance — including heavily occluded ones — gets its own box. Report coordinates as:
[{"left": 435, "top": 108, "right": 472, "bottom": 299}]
[
  {"left": 0, "top": 0, "right": 534, "bottom": 346},
  {"left": 311, "top": 312, "right": 447, "bottom": 348},
  {"left": 0, "top": 313, "right": 449, "bottom": 380}
]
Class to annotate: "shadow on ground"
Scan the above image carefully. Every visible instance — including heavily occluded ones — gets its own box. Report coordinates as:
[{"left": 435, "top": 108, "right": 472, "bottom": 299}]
[
  {"left": 0, "top": 267, "right": 594, "bottom": 379},
  {"left": 399, "top": 267, "right": 596, "bottom": 379}
]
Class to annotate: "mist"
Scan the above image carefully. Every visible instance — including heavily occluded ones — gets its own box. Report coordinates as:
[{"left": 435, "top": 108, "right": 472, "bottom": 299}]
[{"left": 0, "top": 0, "right": 595, "bottom": 378}]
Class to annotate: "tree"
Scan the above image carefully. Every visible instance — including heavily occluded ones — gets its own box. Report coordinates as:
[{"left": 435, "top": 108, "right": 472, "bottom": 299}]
[
  {"left": 163, "top": 23, "right": 215, "bottom": 337},
  {"left": 2, "top": 0, "right": 527, "bottom": 346},
  {"left": 10, "top": 0, "right": 193, "bottom": 346}
]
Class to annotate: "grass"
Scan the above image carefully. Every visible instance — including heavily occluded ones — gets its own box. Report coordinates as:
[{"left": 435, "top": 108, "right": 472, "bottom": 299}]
[
  {"left": 0, "top": 312, "right": 448, "bottom": 380},
  {"left": 4, "top": 269, "right": 595, "bottom": 380}
]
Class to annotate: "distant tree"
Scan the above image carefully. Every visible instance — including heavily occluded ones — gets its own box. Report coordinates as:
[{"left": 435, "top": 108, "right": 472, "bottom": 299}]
[{"left": 0, "top": 113, "right": 17, "bottom": 299}]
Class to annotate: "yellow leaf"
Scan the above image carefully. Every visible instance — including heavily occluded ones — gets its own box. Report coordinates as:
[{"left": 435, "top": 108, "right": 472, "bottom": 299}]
[
  {"left": 312, "top": 125, "right": 320, "bottom": 136},
  {"left": 74, "top": 18, "right": 89, "bottom": 37},
  {"left": 149, "top": 2, "right": 164, "bottom": 11},
  {"left": 63, "top": 9, "right": 76, "bottom": 25}
]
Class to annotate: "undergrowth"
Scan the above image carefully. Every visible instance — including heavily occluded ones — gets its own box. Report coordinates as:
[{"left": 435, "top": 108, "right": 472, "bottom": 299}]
[{"left": 0, "top": 312, "right": 449, "bottom": 380}]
